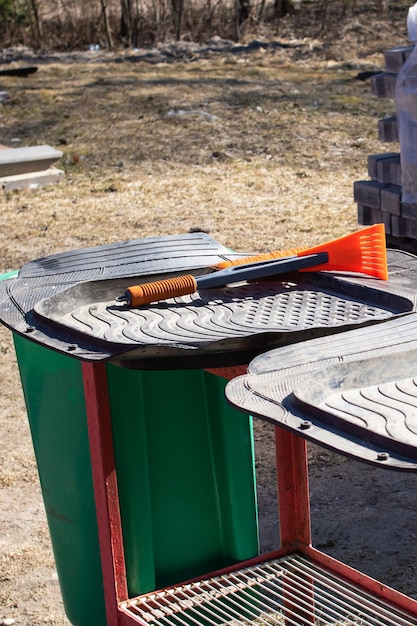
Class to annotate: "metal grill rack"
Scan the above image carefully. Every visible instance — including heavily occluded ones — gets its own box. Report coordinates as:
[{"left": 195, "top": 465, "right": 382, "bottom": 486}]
[
  {"left": 82, "top": 359, "right": 417, "bottom": 626},
  {"left": 120, "top": 554, "right": 414, "bottom": 626}
]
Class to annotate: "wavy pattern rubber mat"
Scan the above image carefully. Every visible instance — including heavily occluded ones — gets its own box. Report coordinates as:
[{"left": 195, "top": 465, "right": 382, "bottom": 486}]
[
  {"left": 0, "top": 236, "right": 416, "bottom": 368},
  {"left": 226, "top": 313, "right": 417, "bottom": 470},
  {"left": 34, "top": 273, "right": 410, "bottom": 344}
]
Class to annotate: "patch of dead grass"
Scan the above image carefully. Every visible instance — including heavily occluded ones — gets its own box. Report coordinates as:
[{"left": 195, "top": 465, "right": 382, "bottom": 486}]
[
  {"left": 0, "top": 45, "right": 397, "bottom": 271},
  {"left": 0, "top": 15, "right": 412, "bottom": 624}
]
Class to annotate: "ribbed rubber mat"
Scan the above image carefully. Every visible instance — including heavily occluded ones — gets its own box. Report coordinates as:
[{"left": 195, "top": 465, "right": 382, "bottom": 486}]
[
  {"left": 226, "top": 312, "right": 417, "bottom": 469},
  {"left": 0, "top": 240, "right": 415, "bottom": 368}
]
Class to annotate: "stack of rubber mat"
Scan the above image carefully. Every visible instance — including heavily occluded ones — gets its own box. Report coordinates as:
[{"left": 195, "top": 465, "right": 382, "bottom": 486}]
[{"left": 0, "top": 233, "right": 415, "bottom": 369}]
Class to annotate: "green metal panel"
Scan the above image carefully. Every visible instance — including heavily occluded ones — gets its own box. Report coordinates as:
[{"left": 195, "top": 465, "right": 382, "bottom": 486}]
[
  {"left": 12, "top": 335, "right": 259, "bottom": 625},
  {"left": 107, "top": 365, "right": 259, "bottom": 595},
  {"left": 13, "top": 335, "right": 106, "bottom": 626}
]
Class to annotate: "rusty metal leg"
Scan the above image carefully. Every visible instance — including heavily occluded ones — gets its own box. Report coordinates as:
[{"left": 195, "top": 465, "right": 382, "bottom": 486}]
[
  {"left": 275, "top": 427, "right": 313, "bottom": 625},
  {"left": 82, "top": 361, "right": 128, "bottom": 626},
  {"left": 275, "top": 427, "right": 311, "bottom": 548}
]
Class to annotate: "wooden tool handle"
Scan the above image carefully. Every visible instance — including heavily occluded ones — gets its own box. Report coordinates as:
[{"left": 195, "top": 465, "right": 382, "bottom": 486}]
[{"left": 125, "top": 275, "right": 197, "bottom": 306}]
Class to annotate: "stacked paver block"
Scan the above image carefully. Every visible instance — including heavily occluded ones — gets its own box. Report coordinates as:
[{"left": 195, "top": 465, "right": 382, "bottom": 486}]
[{"left": 354, "top": 44, "right": 417, "bottom": 251}]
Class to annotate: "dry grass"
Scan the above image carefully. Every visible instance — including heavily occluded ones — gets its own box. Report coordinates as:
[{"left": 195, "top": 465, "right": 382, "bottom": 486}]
[
  {"left": 0, "top": 10, "right": 413, "bottom": 625},
  {"left": 0, "top": 24, "right": 403, "bottom": 273}
]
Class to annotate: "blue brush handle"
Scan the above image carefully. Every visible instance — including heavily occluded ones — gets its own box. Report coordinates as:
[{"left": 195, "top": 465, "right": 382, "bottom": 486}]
[{"left": 196, "top": 252, "right": 329, "bottom": 289}]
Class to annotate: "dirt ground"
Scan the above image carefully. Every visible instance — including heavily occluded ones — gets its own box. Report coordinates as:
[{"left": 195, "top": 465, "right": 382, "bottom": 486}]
[{"left": 2, "top": 7, "right": 417, "bottom": 625}]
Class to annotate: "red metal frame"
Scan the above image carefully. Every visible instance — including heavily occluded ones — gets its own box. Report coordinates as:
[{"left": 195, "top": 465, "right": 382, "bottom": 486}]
[
  {"left": 275, "top": 427, "right": 311, "bottom": 548},
  {"left": 82, "top": 362, "right": 128, "bottom": 625},
  {"left": 82, "top": 361, "right": 417, "bottom": 625}
]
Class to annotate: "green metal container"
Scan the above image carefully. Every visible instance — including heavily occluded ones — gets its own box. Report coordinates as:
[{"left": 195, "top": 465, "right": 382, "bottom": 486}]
[{"left": 13, "top": 334, "right": 259, "bottom": 626}]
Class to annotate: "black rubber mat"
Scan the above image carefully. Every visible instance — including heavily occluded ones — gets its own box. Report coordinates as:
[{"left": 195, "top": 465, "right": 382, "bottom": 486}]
[
  {"left": 226, "top": 312, "right": 417, "bottom": 470},
  {"left": 0, "top": 236, "right": 416, "bottom": 369}
]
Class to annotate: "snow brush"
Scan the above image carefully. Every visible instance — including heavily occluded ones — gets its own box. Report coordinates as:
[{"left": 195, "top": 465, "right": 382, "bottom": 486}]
[
  {"left": 213, "top": 223, "right": 387, "bottom": 275},
  {"left": 117, "top": 224, "right": 388, "bottom": 308}
]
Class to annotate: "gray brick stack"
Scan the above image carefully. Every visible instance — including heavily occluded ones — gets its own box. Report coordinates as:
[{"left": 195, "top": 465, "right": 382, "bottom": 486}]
[{"left": 355, "top": 44, "right": 417, "bottom": 251}]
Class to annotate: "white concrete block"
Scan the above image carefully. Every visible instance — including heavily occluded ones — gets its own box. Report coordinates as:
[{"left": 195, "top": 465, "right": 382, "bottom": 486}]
[
  {"left": 0, "top": 167, "right": 65, "bottom": 191},
  {"left": 0, "top": 145, "right": 63, "bottom": 176}
]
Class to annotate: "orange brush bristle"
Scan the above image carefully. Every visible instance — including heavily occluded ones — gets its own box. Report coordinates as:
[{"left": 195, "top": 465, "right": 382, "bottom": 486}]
[
  {"left": 214, "top": 224, "right": 388, "bottom": 280},
  {"left": 213, "top": 247, "right": 306, "bottom": 270}
]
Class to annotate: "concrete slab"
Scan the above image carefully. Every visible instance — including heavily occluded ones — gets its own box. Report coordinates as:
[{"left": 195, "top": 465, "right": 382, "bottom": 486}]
[
  {"left": 0, "top": 145, "right": 63, "bottom": 177},
  {"left": 375, "top": 153, "right": 401, "bottom": 186},
  {"left": 380, "top": 184, "right": 401, "bottom": 216},
  {"left": 367, "top": 152, "right": 398, "bottom": 180},
  {"left": 353, "top": 180, "right": 384, "bottom": 209},
  {"left": 383, "top": 45, "right": 413, "bottom": 74},
  {"left": 391, "top": 214, "right": 409, "bottom": 238},
  {"left": 371, "top": 72, "right": 397, "bottom": 98},
  {"left": 0, "top": 167, "right": 64, "bottom": 191},
  {"left": 378, "top": 115, "right": 398, "bottom": 143},
  {"left": 401, "top": 202, "right": 417, "bottom": 221}
]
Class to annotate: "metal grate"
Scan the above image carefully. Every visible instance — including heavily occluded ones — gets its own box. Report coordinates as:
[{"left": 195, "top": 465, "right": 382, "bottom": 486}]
[{"left": 120, "top": 554, "right": 416, "bottom": 626}]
